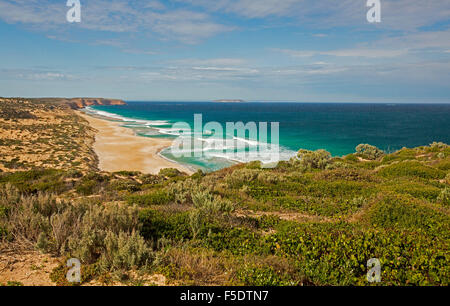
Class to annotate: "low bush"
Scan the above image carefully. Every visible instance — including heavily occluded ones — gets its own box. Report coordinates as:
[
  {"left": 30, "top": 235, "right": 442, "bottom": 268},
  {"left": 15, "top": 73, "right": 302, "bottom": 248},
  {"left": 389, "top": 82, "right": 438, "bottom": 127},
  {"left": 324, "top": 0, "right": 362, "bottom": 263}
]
[
  {"left": 392, "top": 181, "right": 441, "bottom": 201},
  {"left": 99, "top": 231, "right": 153, "bottom": 272},
  {"left": 225, "top": 169, "right": 260, "bottom": 188},
  {"left": 159, "top": 168, "right": 183, "bottom": 178},
  {"left": 295, "top": 149, "right": 331, "bottom": 170},
  {"left": 0, "top": 169, "right": 67, "bottom": 194},
  {"left": 205, "top": 227, "right": 267, "bottom": 256},
  {"left": 382, "top": 148, "right": 416, "bottom": 163},
  {"left": 127, "top": 190, "right": 173, "bottom": 206},
  {"left": 355, "top": 144, "right": 385, "bottom": 160},
  {"left": 0, "top": 184, "right": 146, "bottom": 271},
  {"left": 435, "top": 159, "right": 450, "bottom": 171},
  {"left": 344, "top": 154, "right": 359, "bottom": 162},
  {"left": 256, "top": 215, "right": 281, "bottom": 230},
  {"left": 108, "top": 179, "right": 140, "bottom": 193},
  {"left": 167, "top": 178, "right": 208, "bottom": 204},
  {"left": 437, "top": 187, "right": 450, "bottom": 206},
  {"left": 139, "top": 209, "right": 192, "bottom": 241},
  {"left": 236, "top": 265, "right": 298, "bottom": 286},
  {"left": 378, "top": 161, "right": 445, "bottom": 179},
  {"left": 365, "top": 193, "right": 448, "bottom": 232},
  {"left": 429, "top": 142, "right": 448, "bottom": 151},
  {"left": 316, "top": 168, "right": 378, "bottom": 182},
  {"left": 266, "top": 222, "right": 448, "bottom": 285},
  {"left": 75, "top": 172, "right": 109, "bottom": 195},
  {"left": 192, "top": 190, "right": 234, "bottom": 216}
]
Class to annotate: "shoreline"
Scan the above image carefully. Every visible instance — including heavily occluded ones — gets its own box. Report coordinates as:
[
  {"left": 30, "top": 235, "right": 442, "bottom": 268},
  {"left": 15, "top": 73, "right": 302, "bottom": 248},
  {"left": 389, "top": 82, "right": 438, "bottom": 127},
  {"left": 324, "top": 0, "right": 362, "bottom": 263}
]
[{"left": 78, "top": 112, "right": 194, "bottom": 175}]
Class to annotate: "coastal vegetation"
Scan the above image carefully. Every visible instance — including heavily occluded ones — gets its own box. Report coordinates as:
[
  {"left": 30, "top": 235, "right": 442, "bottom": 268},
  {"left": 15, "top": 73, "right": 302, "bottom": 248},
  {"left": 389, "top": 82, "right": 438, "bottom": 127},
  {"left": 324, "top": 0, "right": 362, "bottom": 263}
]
[
  {"left": 0, "top": 98, "right": 449, "bottom": 286},
  {"left": 0, "top": 98, "right": 97, "bottom": 172}
]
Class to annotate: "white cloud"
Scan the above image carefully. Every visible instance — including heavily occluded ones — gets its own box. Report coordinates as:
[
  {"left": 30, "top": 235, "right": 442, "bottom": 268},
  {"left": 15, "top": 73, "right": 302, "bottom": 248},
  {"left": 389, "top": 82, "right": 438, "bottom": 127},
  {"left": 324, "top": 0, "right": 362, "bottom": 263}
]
[
  {"left": 182, "top": 0, "right": 450, "bottom": 31},
  {"left": 277, "top": 30, "right": 450, "bottom": 59},
  {"left": 0, "top": 68, "right": 76, "bottom": 81},
  {"left": 173, "top": 58, "right": 247, "bottom": 66},
  {"left": 278, "top": 48, "right": 408, "bottom": 58},
  {"left": 1, "top": 0, "right": 449, "bottom": 47},
  {"left": 0, "top": 0, "right": 231, "bottom": 42}
]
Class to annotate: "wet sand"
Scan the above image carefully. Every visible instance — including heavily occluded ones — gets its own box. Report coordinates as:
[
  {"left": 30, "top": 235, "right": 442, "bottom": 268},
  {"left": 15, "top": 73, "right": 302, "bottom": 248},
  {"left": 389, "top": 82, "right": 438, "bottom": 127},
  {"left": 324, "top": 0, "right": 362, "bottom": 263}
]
[{"left": 79, "top": 112, "right": 193, "bottom": 175}]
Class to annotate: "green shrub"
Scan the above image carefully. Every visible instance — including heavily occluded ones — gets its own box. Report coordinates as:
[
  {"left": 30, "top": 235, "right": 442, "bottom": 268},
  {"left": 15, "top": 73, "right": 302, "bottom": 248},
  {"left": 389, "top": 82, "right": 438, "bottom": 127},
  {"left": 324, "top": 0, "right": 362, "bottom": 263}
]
[
  {"left": 167, "top": 178, "right": 207, "bottom": 204},
  {"left": 191, "top": 169, "right": 205, "bottom": 180},
  {"left": 236, "top": 265, "right": 297, "bottom": 286},
  {"left": 0, "top": 184, "right": 143, "bottom": 267},
  {"left": 0, "top": 169, "right": 67, "bottom": 194},
  {"left": 378, "top": 161, "right": 445, "bottom": 179},
  {"left": 189, "top": 209, "right": 203, "bottom": 240},
  {"left": 1, "top": 191, "right": 68, "bottom": 247},
  {"left": 306, "top": 180, "right": 371, "bottom": 198},
  {"left": 99, "top": 231, "right": 153, "bottom": 272},
  {"left": 75, "top": 179, "right": 97, "bottom": 195},
  {"left": 382, "top": 148, "right": 416, "bottom": 163},
  {"left": 159, "top": 168, "right": 182, "bottom": 178},
  {"left": 429, "top": 142, "right": 448, "bottom": 151},
  {"left": 139, "top": 174, "right": 162, "bottom": 185},
  {"left": 355, "top": 144, "right": 384, "bottom": 160},
  {"left": 344, "top": 154, "right": 359, "bottom": 162},
  {"left": 366, "top": 194, "right": 447, "bottom": 232},
  {"left": 3, "top": 281, "right": 24, "bottom": 286},
  {"left": 257, "top": 171, "right": 284, "bottom": 184},
  {"left": 114, "top": 171, "right": 140, "bottom": 177},
  {"left": 225, "top": 168, "right": 260, "bottom": 188},
  {"left": 392, "top": 182, "right": 441, "bottom": 201},
  {"left": 188, "top": 190, "right": 234, "bottom": 239},
  {"left": 127, "top": 190, "right": 173, "bottom": 206},
  {"left": 295, "top": 149, "right": 331, "bottom": 170},
  {"left": 276, "top": 194, "right": 366, "bottom": 217},
  {"left": 245, "top": 161, "right": 262, "bottom": 169},
  {"left": 66, "top": 203, "right": 140, "bottom": 263},
  {"left": 437, "top": 188, "right": 450, "bottom": 206},
  {"left": 267, "top": 222, "right": 448, "bottom": 285},
  {"left": 75, "top": 172, "right": 109, "bottom": 195},
  {"left": 257, "top": 215, "right": 281, "bottom": 230},
  {"left": 139, "top": 209, "right": 192, "bottom": 241},
  {"left": 192, "top": 190, "right": 234, "bottom": 216},
  {"left": 108, "top": 179, "right": 140, "bottom": 192},
  {"left": 316, "top": 168, "right": 378, "bottom": 182},
  {"left": 205, "top": 227, "right": 266, "bottom": 255},
  {"left": 435, "top": 159, "right": 450, "bottom": 171}
]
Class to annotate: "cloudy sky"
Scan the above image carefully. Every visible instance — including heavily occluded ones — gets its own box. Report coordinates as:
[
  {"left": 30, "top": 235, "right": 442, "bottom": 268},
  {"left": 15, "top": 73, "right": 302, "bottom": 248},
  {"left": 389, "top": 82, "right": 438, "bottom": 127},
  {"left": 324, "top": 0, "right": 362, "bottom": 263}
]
[{"left": 0, "top": 0, "right": 449, "bottom": 102}]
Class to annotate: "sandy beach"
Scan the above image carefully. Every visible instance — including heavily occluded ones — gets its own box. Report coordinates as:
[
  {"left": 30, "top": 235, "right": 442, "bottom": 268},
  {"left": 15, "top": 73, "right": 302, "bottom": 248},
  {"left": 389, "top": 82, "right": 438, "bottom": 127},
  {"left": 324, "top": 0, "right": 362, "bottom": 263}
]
[{"left": 79, "top": 112, "right": 193, "bottom": 175}]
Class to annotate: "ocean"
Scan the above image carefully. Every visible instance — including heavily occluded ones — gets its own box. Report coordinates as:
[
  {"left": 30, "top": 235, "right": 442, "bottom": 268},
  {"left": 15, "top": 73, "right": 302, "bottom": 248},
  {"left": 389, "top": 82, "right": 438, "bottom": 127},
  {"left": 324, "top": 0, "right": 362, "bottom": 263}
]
[{"left": 84, "top": 102, "right": 450, "bottom": 172}]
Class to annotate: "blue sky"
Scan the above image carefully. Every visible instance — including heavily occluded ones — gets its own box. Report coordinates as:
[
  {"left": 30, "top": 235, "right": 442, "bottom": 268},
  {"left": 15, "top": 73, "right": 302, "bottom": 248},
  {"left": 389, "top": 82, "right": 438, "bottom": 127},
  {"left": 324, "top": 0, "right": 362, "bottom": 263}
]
[{"left": 0, "top": 0, "right": 449, "bottom": 102}]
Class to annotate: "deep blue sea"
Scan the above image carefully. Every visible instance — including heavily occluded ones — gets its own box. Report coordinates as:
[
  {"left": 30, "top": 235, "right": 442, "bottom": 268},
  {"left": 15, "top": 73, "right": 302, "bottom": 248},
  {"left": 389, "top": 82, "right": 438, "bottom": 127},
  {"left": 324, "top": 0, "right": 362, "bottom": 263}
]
[{"left": 85, "top": 102, "right": 450, "bottom": 172}]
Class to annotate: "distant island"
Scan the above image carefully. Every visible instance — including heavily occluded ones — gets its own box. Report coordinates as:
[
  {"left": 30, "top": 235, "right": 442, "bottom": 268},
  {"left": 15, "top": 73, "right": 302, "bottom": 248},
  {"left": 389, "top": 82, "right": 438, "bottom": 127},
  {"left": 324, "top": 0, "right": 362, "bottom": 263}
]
[{"left": 212, "top": 99, "right": 245, "bottom": 103}]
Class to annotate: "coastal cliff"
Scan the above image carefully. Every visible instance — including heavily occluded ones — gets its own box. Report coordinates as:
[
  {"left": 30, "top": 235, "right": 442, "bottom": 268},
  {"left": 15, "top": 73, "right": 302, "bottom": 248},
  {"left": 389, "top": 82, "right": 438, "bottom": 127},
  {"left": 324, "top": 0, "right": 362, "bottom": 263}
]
[{"left": 64, "top": 98, "right": 126, "bottom": 109}]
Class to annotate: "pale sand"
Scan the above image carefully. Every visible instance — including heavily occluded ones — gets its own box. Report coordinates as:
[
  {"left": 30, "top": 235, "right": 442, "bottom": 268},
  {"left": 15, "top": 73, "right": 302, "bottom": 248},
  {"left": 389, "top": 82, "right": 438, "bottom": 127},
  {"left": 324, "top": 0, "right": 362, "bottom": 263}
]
[{"left": 79, "top": 112, "right": 193, "bottom": 175}]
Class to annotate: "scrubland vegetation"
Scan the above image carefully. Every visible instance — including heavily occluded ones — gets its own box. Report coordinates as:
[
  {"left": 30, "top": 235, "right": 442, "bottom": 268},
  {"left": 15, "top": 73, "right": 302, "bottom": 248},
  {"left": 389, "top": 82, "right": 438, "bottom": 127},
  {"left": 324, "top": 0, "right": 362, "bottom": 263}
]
[
  {"left": 0, "top": 98, "right": 97, "bottom": 172},
  {"left": 1, "top": 134, "right": 449, "bottom": 285}
]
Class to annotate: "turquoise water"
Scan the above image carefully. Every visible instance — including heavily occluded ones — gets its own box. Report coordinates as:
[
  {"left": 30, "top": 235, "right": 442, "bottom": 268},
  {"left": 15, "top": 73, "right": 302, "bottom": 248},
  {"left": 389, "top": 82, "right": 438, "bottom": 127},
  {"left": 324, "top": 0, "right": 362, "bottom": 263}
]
[{"left": 85, "top": 102, "right": 450, "bottom": 172}]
